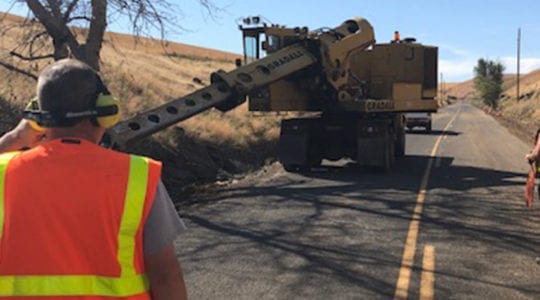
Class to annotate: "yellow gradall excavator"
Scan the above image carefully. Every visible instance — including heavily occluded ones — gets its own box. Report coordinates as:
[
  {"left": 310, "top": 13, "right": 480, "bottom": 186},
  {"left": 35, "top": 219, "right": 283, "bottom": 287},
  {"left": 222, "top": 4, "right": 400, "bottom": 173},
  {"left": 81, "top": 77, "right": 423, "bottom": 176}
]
[{"left": 106, "top": 16, "right": 438, "bottom": 171}]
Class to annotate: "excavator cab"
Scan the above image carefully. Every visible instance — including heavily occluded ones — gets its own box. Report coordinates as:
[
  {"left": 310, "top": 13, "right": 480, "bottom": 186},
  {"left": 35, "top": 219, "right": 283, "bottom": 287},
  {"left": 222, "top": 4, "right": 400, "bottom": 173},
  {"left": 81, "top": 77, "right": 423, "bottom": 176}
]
[
  {"left": 239, "top": 16, "right": 267, "bottom": 63},
  {"left": 239, "top": 16, "right": 303, "bottom": 64}
]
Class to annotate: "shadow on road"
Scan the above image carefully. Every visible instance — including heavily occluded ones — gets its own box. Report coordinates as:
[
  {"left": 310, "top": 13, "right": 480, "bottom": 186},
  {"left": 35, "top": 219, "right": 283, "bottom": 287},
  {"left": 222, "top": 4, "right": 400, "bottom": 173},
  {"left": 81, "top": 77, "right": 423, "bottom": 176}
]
[
  {"left": 406, "top": 129, "right": 461, "bottom": 136},
  {"left": 180, "top": 154, "right": 540, "bottom": 297}
]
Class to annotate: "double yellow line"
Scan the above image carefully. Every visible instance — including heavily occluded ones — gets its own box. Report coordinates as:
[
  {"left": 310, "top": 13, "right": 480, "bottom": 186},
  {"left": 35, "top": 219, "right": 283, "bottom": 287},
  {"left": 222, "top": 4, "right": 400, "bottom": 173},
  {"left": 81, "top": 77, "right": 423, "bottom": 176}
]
[{"left": 394, "top": 107, "right": 460, "bottom": 300}]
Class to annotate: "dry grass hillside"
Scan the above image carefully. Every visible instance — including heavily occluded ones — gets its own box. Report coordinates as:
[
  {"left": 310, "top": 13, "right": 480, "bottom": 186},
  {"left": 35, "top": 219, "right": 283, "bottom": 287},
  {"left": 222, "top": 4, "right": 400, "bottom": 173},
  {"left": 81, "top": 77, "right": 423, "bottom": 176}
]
[
  {"left": 444, "top": 80, "right": 475, "bottom": 100},
  {"left": 446, "top": 70, "right": 540, "bottom": 144},
  {"left": 0, "top": 13, "right": 282, "bottom": 201},
  {"left": 498, "top": 70, "right": 540, "bottom": 143}
]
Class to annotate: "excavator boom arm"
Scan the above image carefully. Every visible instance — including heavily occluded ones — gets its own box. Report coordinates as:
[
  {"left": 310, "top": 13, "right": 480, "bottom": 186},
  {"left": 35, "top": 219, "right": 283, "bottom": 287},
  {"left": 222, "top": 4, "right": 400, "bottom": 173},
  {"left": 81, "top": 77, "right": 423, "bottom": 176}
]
[{"left": 106, "top": 44, "right": 317, "bottom": 148}]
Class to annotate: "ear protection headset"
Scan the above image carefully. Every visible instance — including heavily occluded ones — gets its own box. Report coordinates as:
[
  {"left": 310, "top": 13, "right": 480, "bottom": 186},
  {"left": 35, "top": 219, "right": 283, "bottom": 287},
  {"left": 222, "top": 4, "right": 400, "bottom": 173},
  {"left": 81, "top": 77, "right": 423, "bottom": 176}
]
[{"left": 23, "top": 76, "right": 121, "bottom": 131}]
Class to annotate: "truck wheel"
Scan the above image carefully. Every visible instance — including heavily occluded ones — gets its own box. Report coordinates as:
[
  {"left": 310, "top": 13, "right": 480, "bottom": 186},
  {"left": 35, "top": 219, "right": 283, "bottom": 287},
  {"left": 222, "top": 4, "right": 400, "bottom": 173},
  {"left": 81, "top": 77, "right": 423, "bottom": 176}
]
[
  {"left": 381, "top": 135, "right": 394, "bottom": 172},
  {"left": 390, "top": 142, "right": 396, "bottom": 167},
  {"left": 307, "top": 143, "right": 323, "bottom": 168},
  {"left": 425, "top": 121, "right": 432, "bottom": 133},
  {"left": 284, "top": 163, "right": 316, "bottom": 172},
  {"left": 395, "top": 126, "right": 406, "bottom": 157},
  {"left": 382, "top": 145, "right": 392, "bottom": 173},
  {"left": 283, "top": 164, "right": 300, "bottom": 172}
]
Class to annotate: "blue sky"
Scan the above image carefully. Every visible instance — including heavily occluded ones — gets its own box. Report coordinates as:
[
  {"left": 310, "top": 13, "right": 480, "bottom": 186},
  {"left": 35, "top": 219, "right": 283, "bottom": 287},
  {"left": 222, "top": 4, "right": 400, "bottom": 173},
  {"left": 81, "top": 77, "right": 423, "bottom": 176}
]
[{"left": 2, "top": 0, "right": 540, "bottom": 82}]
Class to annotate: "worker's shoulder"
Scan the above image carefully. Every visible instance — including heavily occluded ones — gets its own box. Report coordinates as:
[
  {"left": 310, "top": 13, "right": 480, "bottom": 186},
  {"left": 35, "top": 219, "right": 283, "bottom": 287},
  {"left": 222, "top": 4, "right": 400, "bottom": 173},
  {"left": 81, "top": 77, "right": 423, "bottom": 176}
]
[
  {"left": 108, "top": 148, "right": 162, "bottom": 168},
  {"left": 0, "top": 151, "right": 22, "bottom": 162}
]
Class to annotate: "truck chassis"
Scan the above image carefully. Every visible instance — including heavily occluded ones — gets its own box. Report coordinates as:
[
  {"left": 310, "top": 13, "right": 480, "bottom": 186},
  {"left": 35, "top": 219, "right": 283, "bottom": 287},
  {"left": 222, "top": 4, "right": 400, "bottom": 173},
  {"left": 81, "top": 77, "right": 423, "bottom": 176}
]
[{"left": 279, "top": 113, "right": 406, "bottom": 171}]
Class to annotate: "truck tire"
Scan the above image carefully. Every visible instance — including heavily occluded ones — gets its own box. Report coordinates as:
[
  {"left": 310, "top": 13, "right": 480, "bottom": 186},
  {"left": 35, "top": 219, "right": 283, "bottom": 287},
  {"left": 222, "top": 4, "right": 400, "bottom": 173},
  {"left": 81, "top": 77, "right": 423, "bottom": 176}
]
[
  {"left": 283, "top": 160, "right": 319, "bottom": 172},
  {"left": 425, "top": 121, "right": 432, "bottom": 133},
  {"left": 390, "top": 141, "right": 396, "bottom": 168},
  {"left": 279, "top": 118, "right": 323, "bottom": 172},
  {"left": 395, "top": 125, "right": 406, "bottom": 157},
  {"left": 283, "top": 164, "right": 301, "bottom": 172},
  {"left": 382, "top": 143, "right": 392, "bottom": 173},
  {"left": 381, "top": 131, "right": 394, "bottom": 172},
  {"left": 306, "top": 138, "right": 323, "bottom": 168}
]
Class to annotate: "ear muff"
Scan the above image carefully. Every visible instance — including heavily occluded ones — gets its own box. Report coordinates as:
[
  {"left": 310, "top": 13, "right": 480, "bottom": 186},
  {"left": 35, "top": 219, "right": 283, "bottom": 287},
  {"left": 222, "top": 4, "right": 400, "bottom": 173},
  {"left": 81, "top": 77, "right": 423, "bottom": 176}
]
[
  {"left": 24, "top": 99, "right": 46, "bottom": 132},
  {"left": 23, "top": 95, "right": 120, "bottom": 129},
  {"left": 95, "top": 93, "right": 121, "bottom": 128}
]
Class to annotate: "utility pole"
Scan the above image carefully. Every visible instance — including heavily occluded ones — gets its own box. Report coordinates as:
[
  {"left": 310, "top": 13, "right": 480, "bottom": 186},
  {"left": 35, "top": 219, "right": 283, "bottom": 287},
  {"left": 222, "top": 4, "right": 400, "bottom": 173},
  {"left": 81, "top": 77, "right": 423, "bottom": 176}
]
[{"left": 517, "top": 27, "right": 521, "bottom": 101}]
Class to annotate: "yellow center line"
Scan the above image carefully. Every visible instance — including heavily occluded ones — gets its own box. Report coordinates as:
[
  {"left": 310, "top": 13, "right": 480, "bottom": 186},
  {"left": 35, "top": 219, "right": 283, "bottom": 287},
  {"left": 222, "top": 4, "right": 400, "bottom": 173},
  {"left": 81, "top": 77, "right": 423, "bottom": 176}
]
[
  {"left": 420, "top": 245, "right": 435, "bottom": 300},
  {"left": 393, "top": 107, "right": 460, "bottom": 300}
]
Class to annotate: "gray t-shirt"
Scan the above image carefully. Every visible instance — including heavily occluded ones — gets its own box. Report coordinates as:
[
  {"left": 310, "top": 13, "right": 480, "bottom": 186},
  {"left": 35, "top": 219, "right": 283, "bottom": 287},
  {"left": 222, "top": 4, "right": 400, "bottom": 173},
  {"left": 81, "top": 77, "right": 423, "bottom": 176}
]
[{"left": 143, "top": 180, "right": 186, "bottom": 256}]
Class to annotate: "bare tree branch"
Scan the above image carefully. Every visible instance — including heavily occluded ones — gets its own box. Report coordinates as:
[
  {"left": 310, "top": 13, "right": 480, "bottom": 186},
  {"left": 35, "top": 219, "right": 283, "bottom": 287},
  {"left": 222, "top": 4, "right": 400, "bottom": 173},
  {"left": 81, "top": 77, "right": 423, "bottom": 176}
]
[
  {"left": 2, "top": 0, "right": 223, "bottom": 73},
  {"left": 0, "top": 59, "right": 38, "bottom": 80},
  {"left": 25, "top": 0, "right": 81, "bottom": 52},
  {"left": 197, "top": 0, "right": 224, "bottom": 21},
  {"left": 24, "top": 30, "right": 49, "bottom": 55},
  {"left": 63, "top": 0, "right": 80, "bottom": 22},
  {"left": 66, "top": 15, "right": 90, "bottom": 22},
  {"left": 9, "top": 51, "right": 54, "bottom": 61}
]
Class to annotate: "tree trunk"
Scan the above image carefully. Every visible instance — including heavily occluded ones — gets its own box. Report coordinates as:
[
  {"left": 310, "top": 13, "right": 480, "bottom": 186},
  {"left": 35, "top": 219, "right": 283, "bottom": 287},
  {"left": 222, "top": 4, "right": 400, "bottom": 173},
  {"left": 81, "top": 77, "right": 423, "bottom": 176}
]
[
  {"left": 25, "top": 0, "right": 106, "bottom": 71},
  {"left": 84, "top": 0, "right": 107, "bottom": 70},
  {"left": 52, "top": 37, "right": 69, "bottom": 61}
]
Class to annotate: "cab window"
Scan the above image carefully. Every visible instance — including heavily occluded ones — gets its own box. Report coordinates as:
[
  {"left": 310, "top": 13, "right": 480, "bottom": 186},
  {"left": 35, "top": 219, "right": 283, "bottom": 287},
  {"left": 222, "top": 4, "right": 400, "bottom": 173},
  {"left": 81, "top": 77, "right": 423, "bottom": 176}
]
[
  {"left": 244, "top": 35, "right": 258, "bottom": 63},
  {"left": 266, "top": 35, "right": 281, "bottom": 53}
]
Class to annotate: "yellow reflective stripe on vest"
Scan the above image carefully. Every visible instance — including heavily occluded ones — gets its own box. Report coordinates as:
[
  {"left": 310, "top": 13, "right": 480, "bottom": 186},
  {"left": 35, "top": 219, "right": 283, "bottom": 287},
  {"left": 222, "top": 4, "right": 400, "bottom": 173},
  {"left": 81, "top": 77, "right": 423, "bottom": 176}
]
[
  {"left": 0, "top": 154, "right": 150, "bottom": 297},
  {"left": 0, "top": 152, "right": 19, "bottom": 252},
  {"left": 118, "top": 155, "right": 149, "bottom": 277},
  {"left": 0, "top": 274, "right": 148, "bottom": 296}
]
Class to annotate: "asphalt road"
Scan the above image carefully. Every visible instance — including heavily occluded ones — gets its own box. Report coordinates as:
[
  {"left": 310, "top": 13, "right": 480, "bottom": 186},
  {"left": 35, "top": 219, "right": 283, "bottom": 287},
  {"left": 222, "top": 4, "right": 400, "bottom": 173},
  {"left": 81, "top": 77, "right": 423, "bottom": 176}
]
[{"left": 174, "top": 102, "right": 540, "bottom": 299}]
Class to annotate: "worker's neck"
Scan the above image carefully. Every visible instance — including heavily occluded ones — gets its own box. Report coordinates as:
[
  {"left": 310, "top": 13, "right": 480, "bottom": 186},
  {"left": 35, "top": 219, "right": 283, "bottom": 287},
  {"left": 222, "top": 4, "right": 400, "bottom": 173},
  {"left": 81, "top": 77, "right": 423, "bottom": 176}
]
[{"left": 45, "top": 121, "right": 105, "bottom": 144}]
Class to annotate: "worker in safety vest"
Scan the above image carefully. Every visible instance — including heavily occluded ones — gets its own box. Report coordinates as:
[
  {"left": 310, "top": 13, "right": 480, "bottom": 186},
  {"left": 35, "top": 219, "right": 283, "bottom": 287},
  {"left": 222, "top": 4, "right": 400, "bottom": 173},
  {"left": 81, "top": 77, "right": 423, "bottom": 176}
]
[
  {"left": 526, "top": 129, "right": 540, "bottom": 162},
  {"left": 0, "top": 59, "right": 187, "bottom": 299},
  {"left": 526, "top": 129, "right": 540, "bottom": 196}
]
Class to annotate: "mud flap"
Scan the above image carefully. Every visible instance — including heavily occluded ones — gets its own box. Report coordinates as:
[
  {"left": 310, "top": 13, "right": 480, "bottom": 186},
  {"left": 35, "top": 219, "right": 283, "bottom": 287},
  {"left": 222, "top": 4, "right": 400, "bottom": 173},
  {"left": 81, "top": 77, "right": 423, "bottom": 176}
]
[
  {"left": 278, "top": 118, "right": 319, "bottom": 169},
  {"left": 279, "top": 133, "right": 310, "bottom": 167},
  {"left": 356, "top": 120, "right": 394, "bottom": 170}
]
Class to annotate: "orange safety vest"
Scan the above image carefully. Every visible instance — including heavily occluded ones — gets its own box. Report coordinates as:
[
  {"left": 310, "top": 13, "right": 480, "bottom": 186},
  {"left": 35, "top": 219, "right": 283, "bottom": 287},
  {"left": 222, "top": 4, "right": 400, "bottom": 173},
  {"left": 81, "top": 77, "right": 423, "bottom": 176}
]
[{"left": 0, "top": 139, "right": 161, "bottom": 299}]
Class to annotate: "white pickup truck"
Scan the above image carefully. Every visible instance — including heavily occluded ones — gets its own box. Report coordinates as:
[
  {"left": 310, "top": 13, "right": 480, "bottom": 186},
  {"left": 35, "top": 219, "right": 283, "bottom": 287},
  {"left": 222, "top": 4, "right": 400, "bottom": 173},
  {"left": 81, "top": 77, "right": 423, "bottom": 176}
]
[{"left": 405, "top": 112, "right": 432, "bottom": 132}]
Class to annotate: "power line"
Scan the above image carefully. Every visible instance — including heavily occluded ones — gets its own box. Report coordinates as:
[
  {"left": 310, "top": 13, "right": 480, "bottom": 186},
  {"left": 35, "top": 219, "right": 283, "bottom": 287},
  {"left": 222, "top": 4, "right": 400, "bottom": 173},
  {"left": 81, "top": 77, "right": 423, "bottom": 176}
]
[{"left": 517, "top": 27, "right": 521, "bottom": 101}]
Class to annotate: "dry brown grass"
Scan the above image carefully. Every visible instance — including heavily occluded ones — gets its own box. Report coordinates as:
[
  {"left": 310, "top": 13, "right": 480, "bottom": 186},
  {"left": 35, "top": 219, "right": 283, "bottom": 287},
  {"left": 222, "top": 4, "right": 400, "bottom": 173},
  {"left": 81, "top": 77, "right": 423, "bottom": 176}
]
[
  {"left": 0, "top": 12, "right": 282, "bottom": 149},
  {"left": 0, "top": 12, "right": 284, "bottom": 198},
  {"left": 445, "top": 79, "right": 476, "bottom": 100},
  {"left": 446, "top": 71, "right": 540, "bottom": 101},
  {"left": 489, "top": 72, "right": 540, "bottom": 131},
  {"left": 445, "top": 66, "right": 540, "bottom": 144},
  {"left": 183, "top": 104, "right": 282, "bottom": 146}
]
